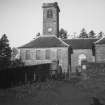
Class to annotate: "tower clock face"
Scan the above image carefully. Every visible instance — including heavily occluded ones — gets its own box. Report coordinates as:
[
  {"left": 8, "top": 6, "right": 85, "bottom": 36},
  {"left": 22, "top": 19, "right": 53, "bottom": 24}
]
[{"left": 48, "top": 27, "right": 53, "bottom": 32}]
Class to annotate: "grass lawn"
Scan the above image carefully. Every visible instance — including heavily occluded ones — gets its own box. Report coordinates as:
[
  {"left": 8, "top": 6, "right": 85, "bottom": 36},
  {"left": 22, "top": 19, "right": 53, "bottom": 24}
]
[{"left": 0, "top": 79, "right": 105, "bottom": 105}]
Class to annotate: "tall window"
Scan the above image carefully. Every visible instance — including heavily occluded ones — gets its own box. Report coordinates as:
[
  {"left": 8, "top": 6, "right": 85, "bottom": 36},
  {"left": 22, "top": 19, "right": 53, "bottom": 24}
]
[
  {"left": 57, "top": 49, "right": 62, "bottom": 61},
  {"left": 47, "top": 9, "right": 53, "bottom": 18},
  {"left": 36, "top": 50, "right": 41, "bottom": 60},
  {"left": 25, "top": 50, "right": 31, "bottom": 60},
  {"left": 46, "top": 49, "right": 50, "bottom": 59}
]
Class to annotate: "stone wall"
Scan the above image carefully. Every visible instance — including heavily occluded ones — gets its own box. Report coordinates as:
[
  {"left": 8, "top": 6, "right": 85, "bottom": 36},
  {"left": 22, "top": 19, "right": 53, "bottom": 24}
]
[
  {"left": 71, "top": 49, "right": 95, "bottom": 72},
  {"left": 86, "top": 62, "right": 105, "bottom": 79},
  {"left": 43, "top": 4, "right": 59, "bottom": 36},
  {"left": 95, "top": 44, "right": 105, "bottom": 62},
  {"left": 85, "top": 62, "right": 105, "bottom": 88}
]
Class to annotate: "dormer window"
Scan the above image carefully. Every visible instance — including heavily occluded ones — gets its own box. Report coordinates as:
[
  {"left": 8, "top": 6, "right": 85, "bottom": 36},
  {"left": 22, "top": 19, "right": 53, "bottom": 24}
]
[{"left": 47, "top": 9, "right": 53, "bottom": 18}]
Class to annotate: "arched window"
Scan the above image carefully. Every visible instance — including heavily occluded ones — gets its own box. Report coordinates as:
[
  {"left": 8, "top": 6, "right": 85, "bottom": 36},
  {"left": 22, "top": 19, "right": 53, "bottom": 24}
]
[
  {"left": 78, "top": 54, "right": 87, "bottom": 66},
  {"left": 47, "top": 9, "right": 53, "bottom": 18}
]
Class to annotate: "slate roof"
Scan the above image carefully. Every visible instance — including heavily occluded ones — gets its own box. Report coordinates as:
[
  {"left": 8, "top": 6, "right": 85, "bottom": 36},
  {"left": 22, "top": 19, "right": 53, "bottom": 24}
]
[
  {"left": 94, "top": 37, "right": 105, "bottom": 44},
  {"left": 63, "top": 38, "right": 98, "bottom": 49},
  {"left": 19, "top": 36, "right": 69, "bottom": 48}
]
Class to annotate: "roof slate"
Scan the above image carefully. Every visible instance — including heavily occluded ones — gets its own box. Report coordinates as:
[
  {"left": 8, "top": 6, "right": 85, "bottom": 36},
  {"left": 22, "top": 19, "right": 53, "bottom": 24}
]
[
  {"left": 63, "top": 38, "right": 98, "bottom": 49},
  {"left": 19, "top": 36, "right": 69, "bottom": 48}
]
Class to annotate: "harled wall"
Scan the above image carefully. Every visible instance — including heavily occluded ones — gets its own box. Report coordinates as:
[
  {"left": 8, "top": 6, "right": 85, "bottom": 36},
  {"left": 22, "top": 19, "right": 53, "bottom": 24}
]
[
  {"left": 95, "top": 44, "right": 105, "bottom": 62},
  {"left": 19, "top": 47, "right": 69, "bottom": 73}
]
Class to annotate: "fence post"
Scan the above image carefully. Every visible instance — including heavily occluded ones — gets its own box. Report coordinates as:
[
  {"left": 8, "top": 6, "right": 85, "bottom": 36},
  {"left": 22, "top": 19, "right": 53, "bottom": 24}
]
[
  {"left": 64, "top": 70, "right": 66, "bottom": 80},
  {"left": 25, "top": 71, "right": 27, "bottom": 83},
  {"left": 34, "top": 71, "right": 36, "bottom": 81}
]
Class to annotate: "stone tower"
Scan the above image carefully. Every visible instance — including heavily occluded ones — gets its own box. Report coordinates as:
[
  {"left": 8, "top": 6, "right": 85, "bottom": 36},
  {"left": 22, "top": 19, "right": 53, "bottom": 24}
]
[{"left": 42, "top": 2, "right": 60, "bottom": 37}]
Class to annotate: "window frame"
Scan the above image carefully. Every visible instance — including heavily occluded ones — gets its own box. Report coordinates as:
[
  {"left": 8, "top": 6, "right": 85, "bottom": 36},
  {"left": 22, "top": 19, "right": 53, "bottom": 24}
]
[
  {"left": 25, "top": 50, "right": 31, "bottom": 60},
  {"left": 47, "top": 9, "right": 53, "bottom": 18},
  {"left": 36, "top": 50, "right": 42, "bottom": 60},
  {"left": 45, "top": 49, "right": 50, "bottom": 60}
]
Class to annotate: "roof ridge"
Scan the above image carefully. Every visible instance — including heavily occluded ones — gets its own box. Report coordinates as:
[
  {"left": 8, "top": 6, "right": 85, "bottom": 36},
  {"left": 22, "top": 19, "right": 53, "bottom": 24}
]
[
  {"left": 58, "top": 38, "right": 69, "bottom": 46},
  {"left": 63, "top": 38, "right": 98, "bottom": 40},
  {"left": 40, "top": 35, "right": 57, "bottom": 37},
  {"left": 94, "top": 36, "right": 105, "bottom": 44}
]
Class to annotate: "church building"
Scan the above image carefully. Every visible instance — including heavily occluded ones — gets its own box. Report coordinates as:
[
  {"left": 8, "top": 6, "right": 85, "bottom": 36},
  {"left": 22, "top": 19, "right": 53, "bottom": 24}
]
[
  {"left": 19, "top": 2, "right": 71, "bottom": 73},
  {"left": 18, "top": 2, "right": 104, "bottom": 73}
]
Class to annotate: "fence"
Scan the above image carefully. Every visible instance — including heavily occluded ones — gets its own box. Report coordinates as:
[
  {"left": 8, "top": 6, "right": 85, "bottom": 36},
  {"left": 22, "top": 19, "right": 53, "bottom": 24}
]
[{"left": 0, "top": 63, "right": 51, "bottom": 88}]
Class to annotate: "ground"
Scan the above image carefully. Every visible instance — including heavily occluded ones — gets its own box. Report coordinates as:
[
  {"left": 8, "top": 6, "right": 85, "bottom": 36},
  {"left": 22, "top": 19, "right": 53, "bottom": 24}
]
[{"left": 0, "top": 78, "right": 105, "bottom": 105}]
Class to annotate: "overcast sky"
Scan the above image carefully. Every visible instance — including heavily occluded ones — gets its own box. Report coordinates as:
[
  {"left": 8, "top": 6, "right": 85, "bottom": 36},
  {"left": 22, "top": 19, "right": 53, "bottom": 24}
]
[{"left": 0, "top": 0, "right": 105, "bottom": 47}]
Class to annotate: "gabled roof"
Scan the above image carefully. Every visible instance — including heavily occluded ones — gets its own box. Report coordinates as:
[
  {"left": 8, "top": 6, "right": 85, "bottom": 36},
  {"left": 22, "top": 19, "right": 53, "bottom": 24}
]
[
  {"left": 94, "top": 37, "right": 105, "bottom": 44},
  {"left": 19, "top": 36, "right": 69, "bottom": 48},
  {"left": 63, "top": 38, "right": 98, "bottom": 49}
]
